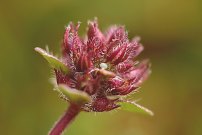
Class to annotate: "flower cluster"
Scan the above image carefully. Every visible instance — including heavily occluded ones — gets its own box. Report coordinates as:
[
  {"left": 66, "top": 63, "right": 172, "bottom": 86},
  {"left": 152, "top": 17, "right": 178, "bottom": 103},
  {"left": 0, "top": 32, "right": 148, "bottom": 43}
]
[
  {"left": 36, "top": 19, "right": 151, "bottom": 113},
  {"left": 53, "top": 19, "right": 150, "bottom": 112}
]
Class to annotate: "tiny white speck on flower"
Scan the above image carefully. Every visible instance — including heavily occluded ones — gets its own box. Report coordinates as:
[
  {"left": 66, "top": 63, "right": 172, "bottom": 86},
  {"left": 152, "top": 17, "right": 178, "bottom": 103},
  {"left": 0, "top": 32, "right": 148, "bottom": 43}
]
[{"left": 100, "top": 63, "right": 108, "bottom": 69}]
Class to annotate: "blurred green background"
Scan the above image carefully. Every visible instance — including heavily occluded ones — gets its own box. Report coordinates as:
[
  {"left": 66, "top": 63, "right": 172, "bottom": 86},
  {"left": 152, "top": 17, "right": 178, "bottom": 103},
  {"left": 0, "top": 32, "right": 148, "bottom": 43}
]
[{"left": 0, "top": 0, "right": 202, "bottom": 135}]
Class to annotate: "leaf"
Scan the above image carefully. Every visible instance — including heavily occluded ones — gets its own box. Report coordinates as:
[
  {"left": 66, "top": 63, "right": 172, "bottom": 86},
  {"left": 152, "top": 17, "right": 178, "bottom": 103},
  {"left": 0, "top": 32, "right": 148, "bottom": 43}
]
[
  {"left": 58, "top": 84, "right": 91, "bottom": 105},
  {"left": 118, "top": 101, "right": 154, "bottom": 116},
  {"left": 35, "top": 47, "right": 70, "bottom": 74}
]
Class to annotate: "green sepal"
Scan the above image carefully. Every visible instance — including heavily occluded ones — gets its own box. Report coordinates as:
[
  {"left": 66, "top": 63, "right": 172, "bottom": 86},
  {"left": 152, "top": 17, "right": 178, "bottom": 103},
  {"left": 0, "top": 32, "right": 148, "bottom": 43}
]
[
  {"left": 35, "top": 47, "right": 70, "bottom": 74},
  {"left": 118, "top": 101, "right": 154, "bottom": 116},
  {"left": 58, "top": 84, "right": 91, "bottom": 105}
]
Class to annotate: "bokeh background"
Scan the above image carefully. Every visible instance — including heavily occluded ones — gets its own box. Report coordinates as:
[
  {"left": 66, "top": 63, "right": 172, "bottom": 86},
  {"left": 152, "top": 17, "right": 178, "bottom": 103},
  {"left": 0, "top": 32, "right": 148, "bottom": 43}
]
[{"left": 0, "top": 0, "right": 202, "bottom": 135}]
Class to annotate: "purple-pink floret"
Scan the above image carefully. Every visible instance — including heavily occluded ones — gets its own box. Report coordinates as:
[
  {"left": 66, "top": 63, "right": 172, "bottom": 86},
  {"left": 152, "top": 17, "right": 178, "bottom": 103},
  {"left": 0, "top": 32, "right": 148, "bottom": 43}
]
[{"left": 55, "top": 20, "right": 150, "bottom": 112}]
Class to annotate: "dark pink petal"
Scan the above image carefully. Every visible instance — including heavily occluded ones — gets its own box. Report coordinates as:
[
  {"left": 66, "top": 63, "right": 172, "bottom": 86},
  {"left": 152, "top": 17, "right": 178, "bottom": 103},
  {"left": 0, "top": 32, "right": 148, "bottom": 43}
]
[
  {"left": 87, "top": 20, "right": 105, "bottom": 41},
  {"left": 117, "top": 85, "right": 138, "bottom": 95},
  {"left": 76, "top": 53, "right": 93, "bottom": 72},
  {"left": 124, "top": 60, "right": 150, "bottom": 86},
  {"left": 106, "top": 26, "right": 128, "bottom": 43},
  {"left": 127, "top": 38, "right": 144, "bottom": 59},
  {"left": 106, "top": 45, "right": 123, "bottom": 62},
  {"left": 112, "top": 44, "right": 128, "bottom": 64},
  {"left": 87, "top": 20, "right": 106, "bottom": 61},
  {"left": 62, "top": 22, "right": 83, "bottom": 56},
  {"left": 109, "top": 76, "right": 138, "bottom": 95},
  {"left": 92, "top": 97, "right": 119, "bottom": 112},
  {"left": 55, "top": 69, "right": 76, "bottom": 88},
  {"left": 106, "top": 41, "right": 128, "bottom": 64},
  {"left": 87, "top": 37, "right": 106, "bottom": 61},
  {"left": 108, "top": 77, "right": 125, "bottom": 88},
  {"left": 111, "top": 81, "right": 138, "bottom": 95},
  {"left": 116, "top": 61, "right": 134, "bottom": 73},
  {"left": 106, "top": 39, "right": 120, "bottom": 53}
]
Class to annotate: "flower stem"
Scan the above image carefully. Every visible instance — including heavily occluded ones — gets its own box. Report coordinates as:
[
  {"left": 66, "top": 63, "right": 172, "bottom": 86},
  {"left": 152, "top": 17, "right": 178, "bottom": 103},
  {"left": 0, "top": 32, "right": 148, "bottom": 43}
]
[{"left": 49, "top": 104, "right": 80, "bottom": 135}]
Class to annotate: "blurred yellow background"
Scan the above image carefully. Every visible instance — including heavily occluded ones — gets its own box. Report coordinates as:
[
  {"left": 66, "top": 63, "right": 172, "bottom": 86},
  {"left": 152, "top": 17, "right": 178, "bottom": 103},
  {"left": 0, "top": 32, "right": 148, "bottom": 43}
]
[{"left": 0, "top": 0, "right": 202, "bottom": 135}]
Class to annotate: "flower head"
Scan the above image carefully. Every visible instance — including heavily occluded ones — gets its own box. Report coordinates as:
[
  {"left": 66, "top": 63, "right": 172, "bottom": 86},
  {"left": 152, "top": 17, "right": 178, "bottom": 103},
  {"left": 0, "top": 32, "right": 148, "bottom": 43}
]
[{"left": 35, "top": 19, "right": 152, "bottom": 114}]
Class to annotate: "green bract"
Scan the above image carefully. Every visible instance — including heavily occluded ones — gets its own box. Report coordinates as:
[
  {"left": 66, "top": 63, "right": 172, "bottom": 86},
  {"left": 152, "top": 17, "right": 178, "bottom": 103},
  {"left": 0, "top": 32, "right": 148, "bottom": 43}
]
[
  {"left": 118, "top": 101, "right": 154, "bottom": 116},
  {"left": 35, "top": 47, "right": 70, "bottom": 74},
  {"left": 58, "top": 84, "right": 91, "bottom": 105}
]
